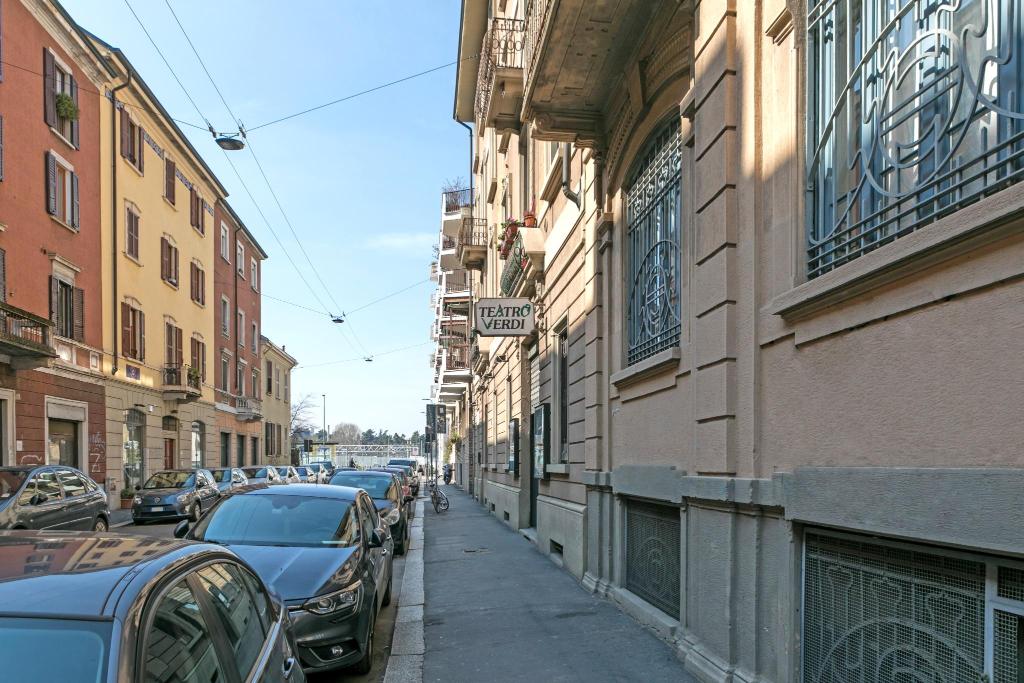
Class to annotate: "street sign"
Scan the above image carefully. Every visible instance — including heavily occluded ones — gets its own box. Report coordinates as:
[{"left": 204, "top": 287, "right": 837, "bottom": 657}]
[{"left": 475, "top": 298, "right": 535, "bottom": 337}]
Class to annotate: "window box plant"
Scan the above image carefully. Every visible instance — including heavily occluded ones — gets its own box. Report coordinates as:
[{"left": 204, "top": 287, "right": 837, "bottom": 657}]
[
  {"left": 55, "top": 92, "right": 79, "bottom": 121},
  {"left": 119, "top": 488, "right": 135, "bottom": 510}
]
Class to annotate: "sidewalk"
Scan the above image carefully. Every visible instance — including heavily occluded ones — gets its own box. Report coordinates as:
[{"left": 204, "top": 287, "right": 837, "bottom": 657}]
[{"left": 422, "top": 487, "right": 696, "bottom": 683}]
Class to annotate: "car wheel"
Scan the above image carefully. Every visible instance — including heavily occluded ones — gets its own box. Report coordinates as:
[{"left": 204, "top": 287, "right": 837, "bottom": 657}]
[
  {"left": 189, "top": 501, "right": 201, "bottom": 522},
  {"left": 93, "top": 517, "right": 108, "bottom": 532},
  {"left": 382, "top": 570, "right": 393, "bottom": 607},
  {"left": 351, "top": 610, "right": 375, "bottom": 675}
]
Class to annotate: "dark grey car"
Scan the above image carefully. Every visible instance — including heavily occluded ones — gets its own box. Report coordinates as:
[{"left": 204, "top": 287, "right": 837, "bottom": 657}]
[
  {"left": 179, "top": 484, "right": 394, "bottom": 676},
  {"left": 0, "top": 532, "right": 306, "bottom": 682},
  {"left": 132, "top": 469, "right": 220, "bottom": 524},
  {"left": 210, "top": 467, "right": 249, "bottom": 493},
  {"left": 0, "top": 466, "right": 109, "bottom": 531}
]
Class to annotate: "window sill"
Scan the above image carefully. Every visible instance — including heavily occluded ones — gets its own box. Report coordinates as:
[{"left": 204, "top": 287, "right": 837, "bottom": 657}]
[
  {"left": 123, "top": 252, "right": 142, "bottom": 266},
  {"left": 49, "top": 127, "right": 76, "bottom": 151},
  {"left": 123, "top": 158, "right": 144, "bottom": 177},
  {"left": 545, "top": 463, "right": 569, "bottom": 475},
  {"left": 769, "top": 186, "right": 1024, "bottom": 321},
  {"left": 162, "top": 279, "right": 179, "bottom": 291},
  {"left": 50, "top": 216, "right": 79, "bottom": 234},
  {"left": 610, "top": 347, "right": 681, "bottom": 388},
  {"left": 163, "top": 196, "right": 177, "bottom": 210}
]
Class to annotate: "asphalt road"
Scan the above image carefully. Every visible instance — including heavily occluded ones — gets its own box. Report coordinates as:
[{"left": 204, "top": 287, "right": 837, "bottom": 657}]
[{"left": 118, "top": 518, "right": 407, "bottom": 683}]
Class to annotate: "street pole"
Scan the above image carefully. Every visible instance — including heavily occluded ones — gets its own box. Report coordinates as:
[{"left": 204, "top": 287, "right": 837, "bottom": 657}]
[{"left": 322, "top": 394, "right": 326, "bottom": 463}]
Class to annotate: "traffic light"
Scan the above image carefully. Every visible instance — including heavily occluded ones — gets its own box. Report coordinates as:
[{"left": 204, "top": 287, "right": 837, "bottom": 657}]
[{"left": 303, "top": 439, "right": 313, "bottom": 452}]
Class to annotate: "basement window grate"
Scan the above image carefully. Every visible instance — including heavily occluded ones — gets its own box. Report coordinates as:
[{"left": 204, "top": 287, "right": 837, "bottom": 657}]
[{"left": 624, "top": 499, "right": 680, "bottom": 620}]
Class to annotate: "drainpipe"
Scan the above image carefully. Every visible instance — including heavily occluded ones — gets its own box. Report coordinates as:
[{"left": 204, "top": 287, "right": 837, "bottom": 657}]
[
  {"left": 562, "top": 142, "right": 580, "bottom": 208},
  {"left": 457, "top": 119, "right": 474, "bottom": 490},
  {"left": 110, "top": 70, "right": 132, "bottom": 375}
]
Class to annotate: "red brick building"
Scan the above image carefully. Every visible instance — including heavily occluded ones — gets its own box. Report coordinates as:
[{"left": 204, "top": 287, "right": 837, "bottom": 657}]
[
  {"left": 0, "top": 0, "right": 109, "bottom": 479},
  {"left": 213, "top": 200, "right": 267, "bottom": 468}
]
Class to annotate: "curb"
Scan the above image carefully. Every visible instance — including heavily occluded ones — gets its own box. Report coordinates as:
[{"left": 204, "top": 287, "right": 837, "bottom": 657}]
[{"left": 383, "top": 500, "right": 425, "bottom": 683}]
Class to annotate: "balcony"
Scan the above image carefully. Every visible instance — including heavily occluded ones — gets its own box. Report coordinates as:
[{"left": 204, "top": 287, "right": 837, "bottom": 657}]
[
  {"left": 442, "top": 188, "right": 474, "bottom": 236},
  {"left": 236, "top": 397, "right": 263, "bottom": 422},
  {"left": 439, "top": 235, "right": 460, "bottom": 271},
  {"left": 499, "top": 227, "right": 545, "bottom": 296},
  {"left": 0, "top": 302, "right": 56, "bottom": 369},
  {"left": 459, "top": 217, "right": 489, "bottom": 270},
  {"left": 439, "top": 321, "right": 470, "bottom": 349},
  {"left": 475, "top": 17, "right": 525, "bottom": 132},
  {"left": 162, "top": 364, "right": 202, "bottom": 402},
  {"left": 521, "top": 0, "right": 672, "bottom": 144},
  {"left": 444, "top": 269, "right": 470, "bottom": 296}
]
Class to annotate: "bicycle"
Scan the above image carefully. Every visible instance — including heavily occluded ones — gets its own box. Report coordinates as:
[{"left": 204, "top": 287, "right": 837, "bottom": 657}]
[{"left": 428, "top": 476, "right": 449, "bottom": 513}]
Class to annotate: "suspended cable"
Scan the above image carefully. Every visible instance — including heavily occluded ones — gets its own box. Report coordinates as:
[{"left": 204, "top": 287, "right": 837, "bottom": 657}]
[
  {"left": 295, "top": 341, "right": 433, "bottom": 369},
  {"left": 345, "top": 279, "right": 431, "bottom": 314}
]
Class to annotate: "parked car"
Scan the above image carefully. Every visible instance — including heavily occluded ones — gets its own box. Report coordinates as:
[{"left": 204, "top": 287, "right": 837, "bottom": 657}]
[
  {"left": 132, "top": 469, "right": 219, "bottom": 524},
  {"left": 309, "top": 460, "right": 336, "bottom": 478},
  {"left": 243, "top": 465, "right": 284, "bottom": 485},
  {"left": 295, "top": 466, "right": 316, "bottom": 484},
  {"left": 305, "top": 462, "right": 329, "bottom": 483},
  {"left": 209, "top": 467, "right": 249, "bottom": 493},
  {"left": 275, "top": 466, "right": 303, "bottom": 484},
  {"left": 0, "top": 466, "right": 109, "bottom": 531},
  {"left": 373, "top": 466, "right": 412, "bottom": 500},
  {"left": 0, "top": 532, "right": 306, "bottom": 682},
  {"left": 329, "top": 469, "right": 413, "bottom": 554},
  {"left": 386, "top": 462, "right": 419, "bottom": 496},
  {"left": 178, "top": 483, "right": 393, "bottom": 676}
]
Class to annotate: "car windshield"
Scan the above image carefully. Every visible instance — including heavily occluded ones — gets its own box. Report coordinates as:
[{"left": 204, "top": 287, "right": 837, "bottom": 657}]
[
  {"left": 389, "top": 460, "right": 415, "bottom": 468},
  {"left": 0, "top": 617, "right": 110, "bottom": 682},
  {"left": 296, "top": 467, "right": 309, "bottom": 476},
  {"left": 330, "top": 473, "right": 393, "bottom": 498},
  {"left": 244, "top": 468, "right": 269, "bottom": 478},
  {"left": 191, "top": 494, "right": 358, "bottom": 547},
  {"left": 210, "top": 470, "right": 231, "bottom": 482},
  {"left": 0, "top": 471, "right": 28, "bottom": 501},
  {"left": 143, "top": 471, "right": 194, "bottom": 489},
  {"left": 275, "top": 467, "right": 291, "bottom": 476}
]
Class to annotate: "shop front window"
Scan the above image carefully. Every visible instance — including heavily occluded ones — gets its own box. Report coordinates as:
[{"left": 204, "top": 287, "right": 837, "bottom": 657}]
[{"left": 124, "top": 409, "right": 145, "bottom": 491}]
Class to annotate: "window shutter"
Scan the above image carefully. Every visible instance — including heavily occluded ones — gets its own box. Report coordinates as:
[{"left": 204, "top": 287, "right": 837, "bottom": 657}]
[
  {"left": 160, "top": 239, "right": 168, "bottom": 280},
  {"left": 138, "top": 310, "right": 145, "bottom": 362},
  {"left": 43, "top": 49, "right": 56, "bottom": 127},
  {"left": 175, "top": 327, "right": 183, "bottom": 366},
  {"left": 189, "top": 187, "right": 197, "bottom": 226},
  {"left": 119, "top": 108, "right": 129, "bottom": 157},
  {"left": 0, "top": 249, "right": 7, "bottom": 302},
  {"left": 48, "top": 276, "right": 58, "bottom": 323},
  {"left": 190, "top": 337, "right": 197, "bottom": 369},
  {"left": 0, "top": 115, "right": 4, "bottom": 181},
  {"left": 70, "top": 76, "right": 79, "bottom": 148},
  {"left": 45, "top": 152, "right": 56, "bottom": 215},
  {"left": 70, "top": 172, "right": 79, "bottom": 228},
  {"left": 165, "top": 322, "right": 173, "bottom": 365},
  {"left": 72, "top": 287, "right": 84, "bottom": 342},
  {"left": 137, "top": 128, "right": 145, "bottom": 172},
  {"left": 0, "top": 0, "right": 4, "bottom": 83},
  {"left": 173, "top": 246, "right": 179, "bottom": 284},
  {"left": 200, "top": 342, "right": 206, "bottom": 381},
  {"left": 121, "top": 302, "right": 131, "bottom": 357},
  {"left": 165, "top": 158, "right": 175, "bottom": 203}
]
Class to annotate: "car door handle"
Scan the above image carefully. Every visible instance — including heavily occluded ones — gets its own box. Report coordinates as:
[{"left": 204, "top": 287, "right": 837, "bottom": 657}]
[{"left": 282, "top": 656, "right": 297, "bottom": 680}]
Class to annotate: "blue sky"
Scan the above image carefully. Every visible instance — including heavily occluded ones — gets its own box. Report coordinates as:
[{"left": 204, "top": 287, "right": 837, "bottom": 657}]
[{"left": 63, "top": 0, "right": 465, "bottom": 436}]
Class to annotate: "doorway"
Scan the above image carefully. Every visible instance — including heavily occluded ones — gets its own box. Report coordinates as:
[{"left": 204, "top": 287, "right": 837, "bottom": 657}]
[
  {"left": 220, "top": 432, "right": 230, "bottom": 467},
  {"left": 236, "top": 434, "right": 245, "bottom": 467},
  {"left": 48, "top": 419, "right": 78, "bottom": 468},
  {"left": 163, "top": 438, "right": 176, "bottom": 469}
]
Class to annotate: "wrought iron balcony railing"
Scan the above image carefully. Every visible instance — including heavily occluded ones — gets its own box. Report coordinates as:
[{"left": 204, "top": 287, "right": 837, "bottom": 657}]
[
  {"left": 445, "top": 343, "right": 470, "bottom": 371},
  {"left": 0, "top": 301, "right": 56, "bottom": 361},
  {"left": 162, "top": 364, "right": 202, "bottom": 394},
  {"left": 442, "top": 188, "right": 473, "bottom": 213},
  {"left": 441, "top": 235, "right": 458, "bottom": 251},
  {"left": 445, "top": 270, "right": 469, "bottom": 293},
  {"left": 474, "top": 17, "right": 525, "bottom": 131},
  {"left": 523, "top": 0, "right": 553, "bottom": 107},
  {"left": 236, "top": 396, "right": 263, "bottom": 421},
  {"left": 500, "top": 233, "right": 527, "bottom": 296}
]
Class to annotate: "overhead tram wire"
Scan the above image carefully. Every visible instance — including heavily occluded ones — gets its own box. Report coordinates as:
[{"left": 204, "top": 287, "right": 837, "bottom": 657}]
[
  {"left": 295, "top": 341, "right": 434, "bottom": 370},
  {"left": 157, "top": 0, "right": 368, "bottom": 356},
  {"left": 263, "top": 278, "right": 430, "bottom": 319}
]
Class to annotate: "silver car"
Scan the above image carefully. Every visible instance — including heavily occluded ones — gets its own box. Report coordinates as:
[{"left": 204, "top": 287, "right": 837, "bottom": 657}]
[
  {"left": 295, "top": 466, "right": 318, "bottom": 484},
  {"left": 305, "top": 463, "right": 329, "bottom": 484},
  {"left": 242, "top": 466, "right": 284, "bottom": 485},
  {"left": 275, "top": 466, "right": 302, "bottom": 485},
  {"left": 209, "top": 467, "right": 249, "bottom": 493}
]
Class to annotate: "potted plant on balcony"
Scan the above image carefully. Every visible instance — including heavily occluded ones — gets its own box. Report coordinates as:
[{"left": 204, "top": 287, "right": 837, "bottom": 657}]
[
  {"left": 502, "top": 217, "right": 520, "bottom": 242},
  {"left": 55, "top": 92, "right": 79, "bottom": 121},
  {"left": 187, "top": 366, "right": 202, "bottom": 390},
  {"left": 119, "top": 488, "right": 135, "bottom": 510},
  {"left": 523, "top": 200, "right": 537, "bottom": 227}
]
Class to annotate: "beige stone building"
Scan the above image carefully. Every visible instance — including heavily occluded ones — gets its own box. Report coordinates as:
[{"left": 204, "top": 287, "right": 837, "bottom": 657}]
[
  {"left": 260, "top": 336, "right": 296, "bottom": 465},
  {"left": 433, "top": 0, "right": 1024, "bottom": 680}
]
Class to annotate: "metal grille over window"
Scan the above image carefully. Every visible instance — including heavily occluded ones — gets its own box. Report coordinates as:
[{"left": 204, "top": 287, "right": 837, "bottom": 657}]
[
  {"left": 806, "top": 0, "right": 1024, "bottom": 278},
  {"left": 624, "top": 499, "right": 680, "bottom": 620},
  {"left": 626, "top": 120, "right": 681, "bottom": 366},
  {"left": 802, "top": 533, "right": 986, "bottom": 682}
]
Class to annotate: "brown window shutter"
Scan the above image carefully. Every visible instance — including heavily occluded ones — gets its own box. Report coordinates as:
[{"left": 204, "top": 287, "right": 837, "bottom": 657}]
[
  {"left": 0, "top": 249, "right": 7, "bottom": 303},
  {"left": 200, "top": 341, "right": 206, "bottom": 381},
  {"left": 190, "top": 337, "right": 197, "bottom": 369},
  {"left": 70, "top": 76, "right": 79, "bottom": 149},
  {"left": 175, "top": 327, "right": 183, "bottom": 366},
  {"left": 49, "top": 276, "right": 58, "bottom": 323},
  {"left": 138, "top": 311, "right": 145, "bottom": 361},
  {"left": 72, "top": 287, "right": 84, "bottom": 341},
  {"left": 165, "top": 322, "right": 173, "bottom": 365},
  {"left": 43, "top": 49, "right": 56, "bottom": 127},
  {"left": 160, "top": 239, "right": 168, "bottom": 280},
  {"left": 165, "top": 158, "right": 175, "bottom": 203},
  {"left": 70, "top": 173, "right": 79, "bottom": 228},
  {"left": 189, "top": 187, "right": 197, "bottom": 226},
  {"left": 200, "top": 268, "right": 206, "bottom": 304},
  {"left": 0, "top": 115, "right": 5, "bottom": 181},
  {"left": 138, "top": 128, "right": 145, "bottom": 172},
  {"left": 45, "top": 152, "right": 56, "bottom": 215},
  {"left": 173, "top": 246, "right": 179, "bottom": 284},
  {"left": 120, "top": 108, "right": 129, "bottom": 157},
  {"left": 121, "top": 302, "right": 131, "bottom": 357},
  {"left": 189, "top": 262, "right": 196, "bottom": 300},
  {"left": 199, "top": 202, "right": 205, "bottom": 234}
]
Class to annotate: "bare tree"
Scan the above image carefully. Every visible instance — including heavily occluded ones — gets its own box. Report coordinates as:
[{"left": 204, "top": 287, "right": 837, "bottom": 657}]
[
  {"left": 290, "top": 393, "right": 317, "bottom": 438},
  {"left": 330, "top": 422, "right": 362, "bottom": 444}
]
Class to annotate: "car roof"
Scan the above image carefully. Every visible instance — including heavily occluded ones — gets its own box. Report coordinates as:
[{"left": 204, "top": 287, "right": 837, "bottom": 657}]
[
  {"left": 227, "top": 482, "right": 361, "bottom": 500},
  {"left": 331, "top": 470, "right": 396, "bottom": 479},
  {"left": 0, "top": 532, "right": 206, "bottom": 618}
]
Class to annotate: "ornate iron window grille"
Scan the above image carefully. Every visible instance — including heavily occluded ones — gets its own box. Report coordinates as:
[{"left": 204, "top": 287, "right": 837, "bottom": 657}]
[
  {"left": 626, "top": 120, "right": 682, "bottom": 366},
  {"left": 624, "top": 499, "right": 681, "bottom": 620},
  {"left": 807, "top": 0, "right": 1024, "bottom": 279}
]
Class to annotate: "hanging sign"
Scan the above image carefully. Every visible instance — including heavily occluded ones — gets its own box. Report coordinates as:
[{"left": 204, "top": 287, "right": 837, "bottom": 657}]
[{"left": 475, "top": 298, "right": 535, "bottom": 337}]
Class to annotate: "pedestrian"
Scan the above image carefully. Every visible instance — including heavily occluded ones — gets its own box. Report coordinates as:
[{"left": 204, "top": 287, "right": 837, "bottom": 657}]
[
  {"left": 443, "top": 463, "right": 452, "bottom": 485},
  {"left": 348, "top": 457, "right": 356, "bottom": 469}
]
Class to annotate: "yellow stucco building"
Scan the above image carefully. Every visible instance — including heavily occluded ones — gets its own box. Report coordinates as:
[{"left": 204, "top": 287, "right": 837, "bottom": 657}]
[{"left": 90, "top": 36, "right": 225, "bottom": 493}]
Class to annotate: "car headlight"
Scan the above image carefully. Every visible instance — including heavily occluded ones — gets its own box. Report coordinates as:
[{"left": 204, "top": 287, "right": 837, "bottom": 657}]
[
  {"left": 132, "top": 495, "right": 141, "bottom": 505},
  {"left": 303, "top": 581, "right": 361, "bottom": 615},
  {"left": 176, "top": 493, "right": 188, "bottom": 503},
  {"left": 382, "top": 508, "right": 400, "bottom": 526}
]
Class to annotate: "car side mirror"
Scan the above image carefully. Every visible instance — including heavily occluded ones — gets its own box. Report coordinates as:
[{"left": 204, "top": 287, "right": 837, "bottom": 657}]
[
  {"left": 30, "top": 493, "right": 47, "bottom": 505},
  {"left": 367, "top": 529, "right": 385, "bottom": 549},
  {"left": 173, "top": 520, "right": 190, "bottom": 539},
  {"left": 134, "top": 484, "right": 141, "bottom": 492},
  {"left": 404, "top": 495, "right": 414, "bottom": 503}
]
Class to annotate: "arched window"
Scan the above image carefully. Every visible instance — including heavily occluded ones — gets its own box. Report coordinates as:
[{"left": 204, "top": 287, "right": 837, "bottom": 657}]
[
  {"left": 123, "top": 409, "right": 145, "bottom": 491},
  {"left": 625, "top": 118, "right": 682, "bottom": 366},
  {"left": 191, "top": 421, "right": 204, "bottom": 469}
]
